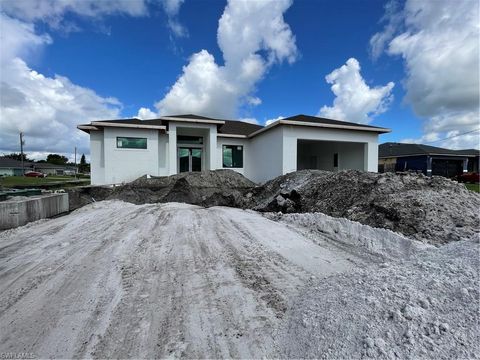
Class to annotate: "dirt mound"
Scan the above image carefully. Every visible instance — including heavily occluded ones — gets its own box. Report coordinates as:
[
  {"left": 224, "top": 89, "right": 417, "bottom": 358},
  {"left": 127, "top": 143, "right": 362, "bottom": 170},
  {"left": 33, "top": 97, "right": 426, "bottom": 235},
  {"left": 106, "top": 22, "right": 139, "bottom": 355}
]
[
  {"left": 109, "top": 169, "right": 256, "bottom": 207},
  {"left": 250, "top": 170, "right": 480, "bottom": 245},
  {"left": 281, "top": 237, "right": 480, "bottom": 359}
]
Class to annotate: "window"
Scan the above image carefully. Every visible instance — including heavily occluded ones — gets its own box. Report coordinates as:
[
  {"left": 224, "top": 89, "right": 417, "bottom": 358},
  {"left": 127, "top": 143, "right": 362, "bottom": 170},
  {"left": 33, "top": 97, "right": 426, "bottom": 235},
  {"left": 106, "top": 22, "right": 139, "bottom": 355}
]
[
  {"left": 223, "top": 145, "right": 243, "bottom": 168},
  {"left": 177, "top": 135, "right": 203, "bottom": 144},
  {"left": 333, "top": 153, "right": 338, "bottom": 167},
  {"left": 116, "top": 137, "right": 147, "bottom": 149}
]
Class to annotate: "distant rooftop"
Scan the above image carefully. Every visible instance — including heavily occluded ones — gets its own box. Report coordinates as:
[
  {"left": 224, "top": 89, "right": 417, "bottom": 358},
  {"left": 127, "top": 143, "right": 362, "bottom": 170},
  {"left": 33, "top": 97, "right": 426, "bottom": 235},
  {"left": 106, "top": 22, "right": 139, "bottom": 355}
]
[{"left": 379, "top": 142, "right": 480, "bottom": 158}]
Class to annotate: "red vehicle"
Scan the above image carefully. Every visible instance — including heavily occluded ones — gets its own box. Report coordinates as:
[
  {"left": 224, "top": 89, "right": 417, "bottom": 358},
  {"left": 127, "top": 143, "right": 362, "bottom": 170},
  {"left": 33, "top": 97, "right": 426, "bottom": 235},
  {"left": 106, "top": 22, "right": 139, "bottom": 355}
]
[
  {"left": 24, "top": 171, "right": 47, "bottom": 178},
  {"left": 457, "top": 172, "right": 480, "bottom": 184}
]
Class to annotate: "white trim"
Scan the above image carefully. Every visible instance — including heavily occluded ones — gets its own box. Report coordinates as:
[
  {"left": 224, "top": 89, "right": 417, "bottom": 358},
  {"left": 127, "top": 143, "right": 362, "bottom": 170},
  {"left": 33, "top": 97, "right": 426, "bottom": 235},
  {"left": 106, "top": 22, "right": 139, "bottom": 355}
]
[
  {"left": 249, "top": 119, "right": 390, "bottom": 137},
  {"left": 91, "top": 121, "right": 166, "bottom": 130},
  {"left": 217, "top": 133, "right": 247, "bottom": 138},
  {"left": 160, "top": 116, "right": 225, "bottom": 125}
]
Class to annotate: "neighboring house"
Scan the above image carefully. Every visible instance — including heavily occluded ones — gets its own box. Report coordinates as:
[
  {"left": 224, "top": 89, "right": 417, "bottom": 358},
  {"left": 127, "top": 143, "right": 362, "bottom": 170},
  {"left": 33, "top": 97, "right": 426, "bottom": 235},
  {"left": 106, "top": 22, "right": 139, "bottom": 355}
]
[
  {"left": 0, "top": 157, "right": 34, "bottom": 176},
  {"left": 33, "top": 163, "right": 77, "bottom": 176},
  {"left": 78, "top": 114, "right": 390, "bottom": 185},
  {"left": 379, "top": 142, "right": 480, "bottom": 178}
]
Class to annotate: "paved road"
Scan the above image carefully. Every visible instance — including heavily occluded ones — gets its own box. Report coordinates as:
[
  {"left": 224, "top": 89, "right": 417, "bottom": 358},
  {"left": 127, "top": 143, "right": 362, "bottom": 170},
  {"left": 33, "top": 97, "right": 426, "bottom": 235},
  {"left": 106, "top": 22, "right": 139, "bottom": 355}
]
[{"left": 0, "top": 201, "right": 371, "bottom": 358}]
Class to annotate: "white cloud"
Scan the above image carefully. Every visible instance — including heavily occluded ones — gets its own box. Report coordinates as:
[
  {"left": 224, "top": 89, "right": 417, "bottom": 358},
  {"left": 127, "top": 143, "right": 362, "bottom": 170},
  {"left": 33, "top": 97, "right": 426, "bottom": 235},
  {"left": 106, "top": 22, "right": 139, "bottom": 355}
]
[
  {"left": 371, "top": 0, "right": 480, "bottom": 149},
  {"left": 369, "top": 0, "right": 403, "bottom": 61},
  {"left": 0, "top": 57, "right": 121, "bottom": 158},
  {"left": 161, "top": 0, "right": 187, "bottom": 37},
  {"left": 0, "top": 10, "right": 133, "bottom": 159},
  {"left": 151, "top": 0, "right": 297, "bottom": 119},
  {"left": 265, "top": 116, "right": 284, "bottom": 126},
  {"left": 318, "top": 58, "right": 394, "bottom": 124},
  {"left": 0, "top": 13, "right": 52, "bottom": 65},
  {"left": 0, "top": 0, "right": 148, "bottom": 27},
  {"left": 137, "top": 107, "right": 158, "bottom": 119}
]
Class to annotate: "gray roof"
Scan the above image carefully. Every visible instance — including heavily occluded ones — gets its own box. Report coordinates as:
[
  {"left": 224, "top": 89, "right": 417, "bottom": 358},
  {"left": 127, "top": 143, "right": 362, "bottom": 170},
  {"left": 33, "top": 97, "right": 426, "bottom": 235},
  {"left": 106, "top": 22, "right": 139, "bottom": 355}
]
[
  {"left": 80, "top": 113, "right": 389, "bottom": 136},
  {"left": 0, "top": 157, "right": 34, "bottom": 169},
  {"left": 282, "top": 114, "right": 388, "bottom": 131},
  {"left": 379, "top": 142, "right": 480, "bottom": 158}
]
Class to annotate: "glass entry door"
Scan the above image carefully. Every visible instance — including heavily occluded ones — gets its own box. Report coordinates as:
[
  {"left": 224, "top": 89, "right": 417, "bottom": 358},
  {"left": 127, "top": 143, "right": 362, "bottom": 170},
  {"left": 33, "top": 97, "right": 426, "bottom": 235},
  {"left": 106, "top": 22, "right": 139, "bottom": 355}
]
[{"left": 178, "top": 147, "right": 202, "bottom": 172}]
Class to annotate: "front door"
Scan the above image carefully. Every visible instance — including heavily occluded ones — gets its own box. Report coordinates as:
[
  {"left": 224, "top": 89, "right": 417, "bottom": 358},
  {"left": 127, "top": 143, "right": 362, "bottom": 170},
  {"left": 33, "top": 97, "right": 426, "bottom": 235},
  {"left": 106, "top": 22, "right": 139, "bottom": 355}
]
[{"left": 178, "top": 148, "right": 202, "bottom": 172}]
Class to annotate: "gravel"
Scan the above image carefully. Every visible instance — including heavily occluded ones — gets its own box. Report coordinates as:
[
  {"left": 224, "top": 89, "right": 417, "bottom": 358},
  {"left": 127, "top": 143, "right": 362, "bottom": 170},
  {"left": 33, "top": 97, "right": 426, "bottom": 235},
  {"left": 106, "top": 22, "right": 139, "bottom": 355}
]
[{"left": 280, "top": 235, "right": 479, "bottom": 359}]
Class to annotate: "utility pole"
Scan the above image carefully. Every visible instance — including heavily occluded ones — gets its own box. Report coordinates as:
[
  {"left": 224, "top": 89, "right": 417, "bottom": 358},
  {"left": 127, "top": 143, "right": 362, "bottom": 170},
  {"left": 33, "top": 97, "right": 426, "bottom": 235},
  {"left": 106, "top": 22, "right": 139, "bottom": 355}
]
[
  {"left": 20, "top": 132, "right": 25, "bottom": 176},
  {"left": 74, "top": 146, "right": 77, "bottom": 179}
]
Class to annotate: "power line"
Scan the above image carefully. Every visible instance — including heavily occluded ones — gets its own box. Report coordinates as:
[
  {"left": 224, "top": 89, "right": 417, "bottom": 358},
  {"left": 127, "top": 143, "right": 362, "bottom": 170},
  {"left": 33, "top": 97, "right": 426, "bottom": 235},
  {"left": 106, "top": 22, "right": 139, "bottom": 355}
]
[{"left": 424, "top": 128, "right": 480, "bottom": 145}]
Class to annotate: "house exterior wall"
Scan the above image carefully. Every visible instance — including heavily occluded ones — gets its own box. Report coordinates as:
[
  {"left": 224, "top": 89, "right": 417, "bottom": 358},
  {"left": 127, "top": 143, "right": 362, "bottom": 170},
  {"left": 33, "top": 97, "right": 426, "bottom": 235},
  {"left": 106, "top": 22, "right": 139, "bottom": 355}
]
[
  {"left": 0, "top": 168, "right": 15, "bottom": 176},
  {"left": 90, "top": 130, "right": 105, "bottom": 185},
  {"left": 247, "top": 126, "right": 284, "bottom": 183},
  {"left": 216, "top": 137, "right": 249, "bottom": 176},
  {"left": 103, "top": 127, "right": 161, "bottom": 184},
  {"left": 87, "top": 123, "right": 382, "bottom": 185}
]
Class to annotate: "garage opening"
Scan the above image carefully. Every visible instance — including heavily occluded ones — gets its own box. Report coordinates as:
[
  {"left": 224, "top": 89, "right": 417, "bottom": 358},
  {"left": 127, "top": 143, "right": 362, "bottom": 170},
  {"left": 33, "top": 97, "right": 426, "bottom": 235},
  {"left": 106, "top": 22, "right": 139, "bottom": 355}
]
[{"left": 297, "top": 139, "right": 366, "bottom": 171}]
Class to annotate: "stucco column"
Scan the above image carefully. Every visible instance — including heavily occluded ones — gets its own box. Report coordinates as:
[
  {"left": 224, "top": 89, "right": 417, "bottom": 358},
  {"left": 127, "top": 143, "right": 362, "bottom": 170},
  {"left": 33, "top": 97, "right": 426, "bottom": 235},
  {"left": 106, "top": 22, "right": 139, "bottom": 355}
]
[
  {"left": 208, "top": 126, "right": 217, "bottom": 170},
  {"left": 282, "top": 127, "right": 297, "bottom": 174},
  {"left": 168, "top": 123, "right": 177, "bottom": 175},
  {"left": 364, "top": 142, "right": 378, "bottom": 172}
]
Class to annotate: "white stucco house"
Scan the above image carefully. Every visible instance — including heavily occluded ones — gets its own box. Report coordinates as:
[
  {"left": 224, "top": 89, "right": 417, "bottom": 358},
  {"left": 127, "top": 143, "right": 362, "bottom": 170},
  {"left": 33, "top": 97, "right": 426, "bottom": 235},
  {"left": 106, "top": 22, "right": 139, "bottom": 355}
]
[{"left": 78, "top": 114, "right": 390, "bottom": 185}]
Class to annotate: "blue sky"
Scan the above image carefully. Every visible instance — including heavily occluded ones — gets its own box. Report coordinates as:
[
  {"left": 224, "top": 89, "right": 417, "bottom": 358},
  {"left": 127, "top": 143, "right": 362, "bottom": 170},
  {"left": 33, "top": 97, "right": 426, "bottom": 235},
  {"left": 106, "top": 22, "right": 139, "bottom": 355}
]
[{"left": 0, "top": 0, "right": 478, "bottom": 159}]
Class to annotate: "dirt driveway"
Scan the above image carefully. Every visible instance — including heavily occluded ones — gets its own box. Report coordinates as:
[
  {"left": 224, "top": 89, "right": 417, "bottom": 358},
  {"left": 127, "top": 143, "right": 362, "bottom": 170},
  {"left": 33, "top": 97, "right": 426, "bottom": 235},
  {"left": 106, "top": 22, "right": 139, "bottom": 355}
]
[{"left": 0, "top": 201, "right": 378, "bottom": 358}]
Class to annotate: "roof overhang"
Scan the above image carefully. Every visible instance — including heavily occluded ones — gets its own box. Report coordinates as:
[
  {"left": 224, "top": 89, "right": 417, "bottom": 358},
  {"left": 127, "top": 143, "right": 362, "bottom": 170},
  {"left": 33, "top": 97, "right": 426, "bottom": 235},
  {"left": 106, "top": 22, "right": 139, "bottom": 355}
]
[
  {"left": 91, "top": 121, "right": 167, "bottom": 130},
  {"left": 217, "top": 133, "right": 247, "bottom": 138},
  {"left": 160, "top": 116, "right": 225, "bottom": 125},
  {"left": 77, "top": 125, "right": 100, "bottom": 133},
  {"left": 248, "top": 119, "right": 390, "bottom": 138}
]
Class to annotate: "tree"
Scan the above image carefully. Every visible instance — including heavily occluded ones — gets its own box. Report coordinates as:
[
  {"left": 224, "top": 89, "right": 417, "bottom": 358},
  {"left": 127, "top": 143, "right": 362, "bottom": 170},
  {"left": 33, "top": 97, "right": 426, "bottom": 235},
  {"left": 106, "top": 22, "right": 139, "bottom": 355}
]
[
  {"left": 46, "top": 154, "right": 68, "bottom": 165},
  {"left": 79, "top": 154, "right": 87, "bottom": 173},
  {"left": 3, "top": 153, "right": 31, "bottom": 162}
]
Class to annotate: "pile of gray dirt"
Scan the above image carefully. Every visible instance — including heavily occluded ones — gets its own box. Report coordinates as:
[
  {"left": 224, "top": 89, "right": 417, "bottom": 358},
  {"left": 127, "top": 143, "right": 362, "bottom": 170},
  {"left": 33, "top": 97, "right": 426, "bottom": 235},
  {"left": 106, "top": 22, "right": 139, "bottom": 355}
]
[
  {"left": 108, "top": 169, "right": 256, "bottom": 208},
  {"left": 280, "top": 236, "right": 480, "bottom": 359},
  {"left": 250, "top": 170, "right": 480, "bottom": 244}
]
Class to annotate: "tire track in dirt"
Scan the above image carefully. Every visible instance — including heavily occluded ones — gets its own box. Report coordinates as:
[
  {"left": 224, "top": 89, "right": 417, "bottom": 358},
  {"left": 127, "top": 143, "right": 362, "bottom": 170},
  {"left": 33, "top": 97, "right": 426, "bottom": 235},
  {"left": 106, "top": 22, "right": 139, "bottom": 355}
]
[{"left": 0, "top": 201, "right": 368, "bottom": 359}]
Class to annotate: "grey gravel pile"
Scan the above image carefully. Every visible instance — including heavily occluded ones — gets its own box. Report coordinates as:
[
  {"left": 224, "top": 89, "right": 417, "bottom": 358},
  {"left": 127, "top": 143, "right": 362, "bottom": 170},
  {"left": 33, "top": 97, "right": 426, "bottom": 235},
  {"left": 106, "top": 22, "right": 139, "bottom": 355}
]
[{"left": 280, "top": 236, "right": 480, "bottom": 359}]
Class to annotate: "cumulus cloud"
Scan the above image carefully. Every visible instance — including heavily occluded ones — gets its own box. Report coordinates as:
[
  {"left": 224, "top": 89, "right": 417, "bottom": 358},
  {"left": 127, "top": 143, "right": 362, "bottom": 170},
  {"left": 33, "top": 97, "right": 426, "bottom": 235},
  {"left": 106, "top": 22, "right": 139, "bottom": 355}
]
[
  {"left": 371, "top": 0, "right": 480, "bottom": 149},
  {"left": 136, "top": 107, "right": 158, "bottom": 119},
  {"left": 318, "top": 58, "right": 394, "bottom": 124},
  {"left": 0, "top": 4, "right": 151, "bottom": 158},
  {"left": 148, "top": 0, "right": 297, "bottom": 119}
]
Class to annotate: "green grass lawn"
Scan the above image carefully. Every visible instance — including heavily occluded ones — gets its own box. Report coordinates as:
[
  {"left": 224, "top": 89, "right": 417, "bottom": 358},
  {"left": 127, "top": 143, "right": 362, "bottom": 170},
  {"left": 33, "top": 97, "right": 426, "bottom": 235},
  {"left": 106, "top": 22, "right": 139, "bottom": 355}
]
[
  {"left": 0, "top": 175, "right": 90, "bottom": 188},
  {"left": 464, "top": 183, "right": 480, "bottom": 193}
]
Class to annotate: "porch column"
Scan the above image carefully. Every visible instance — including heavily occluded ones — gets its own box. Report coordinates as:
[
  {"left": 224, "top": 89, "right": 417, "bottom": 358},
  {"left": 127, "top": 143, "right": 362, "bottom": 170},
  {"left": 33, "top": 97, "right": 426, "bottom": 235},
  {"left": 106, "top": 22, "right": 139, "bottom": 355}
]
[
  {"left": 426, "top": 156, "right": 432, "bottom": 176},
  {"left": 208, "top": 126, "right": 217, "bottom": 170},
  {"left": 364, "top": 142, "right": 378, "bottom": 172},
  {"left": 168, "top": 123, "right": 177, "bottom": 175},
  {"left": 463, "top": 158, "right": 468, "bottom": 173}
]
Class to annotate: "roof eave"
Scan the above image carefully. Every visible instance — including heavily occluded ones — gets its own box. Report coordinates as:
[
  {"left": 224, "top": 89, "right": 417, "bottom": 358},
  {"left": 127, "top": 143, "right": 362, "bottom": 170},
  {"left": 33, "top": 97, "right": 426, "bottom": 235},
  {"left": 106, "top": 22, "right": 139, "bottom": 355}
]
[
  {"left": 90, "top": 121, "right": 167, "bottom": 131},
  {"left": 217, "top": 133, "right": 248, "bottom": 138},
  {"left": 160, "top": 116, "right": 225, "bottom": 125},
  {"left": 248, "top": 119, "right": 390, "bottom": 137}
]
